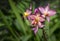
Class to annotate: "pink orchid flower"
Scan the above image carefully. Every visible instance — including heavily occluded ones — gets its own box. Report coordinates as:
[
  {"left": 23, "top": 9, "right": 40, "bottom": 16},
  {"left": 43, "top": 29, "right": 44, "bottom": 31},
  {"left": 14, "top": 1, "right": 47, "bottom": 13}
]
[
  {"left": 28, "top": 14, "right": 45, "bottom": 34},
  {"left": 24, "top": 9, "right": 32, "bottom": 17},
  {"left": 39, "top": 5, "right": 56, "bottom": 22},
  {"left": 24, "top": 6, "right": 32, "bottom": 17}
]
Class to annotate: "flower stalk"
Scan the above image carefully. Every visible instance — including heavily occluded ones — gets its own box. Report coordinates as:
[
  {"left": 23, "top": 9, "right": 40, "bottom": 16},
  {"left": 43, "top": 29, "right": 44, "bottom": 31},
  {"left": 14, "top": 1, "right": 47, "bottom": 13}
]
[{"left": 42, "top": 28, "right": 47, "bottom": 41}]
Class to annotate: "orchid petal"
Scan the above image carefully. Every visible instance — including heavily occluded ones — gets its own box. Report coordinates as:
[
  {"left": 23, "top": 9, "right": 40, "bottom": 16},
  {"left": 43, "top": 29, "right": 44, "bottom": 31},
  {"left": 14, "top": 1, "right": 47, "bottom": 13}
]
[
  {"left": 31, "top": 20, "right": 35, "bottom": 25},
  {"left": 32, "top": 28, "right": 36, "bottom": 30},
  {"left": 26, "top": 9, "right": 32, "bottom": 15},
  {"left": 38, "top": 22, "right": 44, "bottom": 28},
  {"left": 38, "top": 22, "right": 41, "bottom": 26},
  {"left": 39, "top": 17, "right": 45, "bottom": 22},
  {"left": 48, "top": 10, "right": 56, "bottom": 16},
  {"left": 28, "top": 15, "right": 36, "bottom": 20},
  {"left": 39, "top": 7, "right": 45, "bottom": 14},
  {"left": 40, "top": 25, "right": 44, "bottom": 28},
  {"left": 45, "top": 4, "right": 49, "bottom": 12},
  {"left": 29, "top": 5, "right": 32, "bottom": 10},
  {"left": 34, "top": 26, "right": 38, "bottom": 34},
  {"left": 34, "top": 9, "right": 39, "bottom": 14},
  {"left": 34, "top": 9, "right": 38, "bottom": 12},
  {"left": 46, "top": 17, "right": 50, "bottom": 22},
  {"left": 41, "top": 15, "right": 45, "bottom": 18}
]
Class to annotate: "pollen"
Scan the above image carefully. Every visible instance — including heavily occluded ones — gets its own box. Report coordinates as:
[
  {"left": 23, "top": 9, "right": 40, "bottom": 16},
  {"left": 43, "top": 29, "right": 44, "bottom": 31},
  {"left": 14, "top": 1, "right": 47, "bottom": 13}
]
[
  {"left": 24, "top": 12, "right": 29, "bottom": 17},
  {"left": 35, "top": 14, "right": 40, "bottom": 22}
]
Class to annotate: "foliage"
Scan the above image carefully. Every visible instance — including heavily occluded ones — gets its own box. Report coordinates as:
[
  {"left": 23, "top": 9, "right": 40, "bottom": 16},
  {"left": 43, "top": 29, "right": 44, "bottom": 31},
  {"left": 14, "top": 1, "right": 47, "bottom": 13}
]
[{"left": 0, "top": 0, "right": 60, "bottom": 41}]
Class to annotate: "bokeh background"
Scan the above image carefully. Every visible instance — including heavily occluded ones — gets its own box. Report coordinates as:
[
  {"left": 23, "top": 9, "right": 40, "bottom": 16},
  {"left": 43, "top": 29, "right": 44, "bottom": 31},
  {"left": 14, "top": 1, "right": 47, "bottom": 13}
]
[{"left": 0, "top": 0, "right": 60, "bottom": 41}]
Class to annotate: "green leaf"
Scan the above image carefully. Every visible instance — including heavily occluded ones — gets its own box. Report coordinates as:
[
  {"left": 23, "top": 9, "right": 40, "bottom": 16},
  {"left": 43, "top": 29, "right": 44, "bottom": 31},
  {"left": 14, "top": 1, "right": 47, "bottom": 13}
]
[
  {"left": 50, "top": 21, "right": 60, "bottom": 36},
  {"left": 32, "top": 2, "right": 35, "bottom": 14},
  {"left": 9, "top": 0, "right": 26, "bottom": 35},
  {"left": 17, "top": 3, "right": 25, "bottom": 13},
  {"left": 20, "top": 35, "right": 32, "bottom": 41},
  {"left": 38, "top": 29, "right": 43, "bottom": 38},
  {"left": 0, "top": 10, "right": 19, "bottom": 41},
  {"left": 21, "top": 1, "right": 29, "bottom": 8},
  {"left": 50, "top": 34, "right": 56, "bottom": 41},
  {"left": 14, "top": 20, "right": 22, "bottom": 31},
  {"left": 50, "top": 15, "right": 57, "bottom": 20},
  {"left": 0, "top": 23, "right": 5, "bottom": 27}
]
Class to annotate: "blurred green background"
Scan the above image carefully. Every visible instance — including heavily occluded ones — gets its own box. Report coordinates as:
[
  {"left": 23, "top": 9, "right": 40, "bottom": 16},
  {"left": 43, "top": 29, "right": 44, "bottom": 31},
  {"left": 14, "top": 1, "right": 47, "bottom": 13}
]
[{"left": 0, "top": 0, "right": 60, "bottom": 41}]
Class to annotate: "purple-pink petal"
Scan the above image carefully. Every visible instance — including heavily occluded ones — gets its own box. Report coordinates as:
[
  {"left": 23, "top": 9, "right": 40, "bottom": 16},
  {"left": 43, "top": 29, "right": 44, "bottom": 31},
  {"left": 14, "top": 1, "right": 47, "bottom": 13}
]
[
  {"left": 39, "top": 25, "right": 44, "bottom": 28},
  {"left": 46, "top": 17, "right": 50, "bottom": 22},
  {"left": 27, "top": 15, "right": 35, "bottom": 20},
  {"left": 48, "top": 10, "right": 56, "bottom": 16},
  {"left": 39, "top": 17, "right": 45, "bottom": 22},
  {"left": 38, "top": 22, "right": 44, "bottom": 28},
  {"left": 41, "top": 15, "right": 45, "bottom": 18},
  {"left": 34, "top": 8, "right": 39, "bottom": 14},
  {"left": 31, "top": 20, "right": 35, "bottom": 25},
  {"left": 39, "top": 7, "right": 45, "bottom": 14},
  {"left": 32, "top": 28, "right": 36, "bottom": 30},
  {"left": 34, "top": 26, "right": 38, "bottom": 34},
  {"left": 45, "top": 4, "right": 49, "bottom": 12},
  {"left": 29, "top": 5, "right": 32, "bottom": 10},
  {"left": 26, "top": 9, "right": 32, "bottom": 15},
  {"left": 32, "top": 26, "right": 38, "bottom": 34}
]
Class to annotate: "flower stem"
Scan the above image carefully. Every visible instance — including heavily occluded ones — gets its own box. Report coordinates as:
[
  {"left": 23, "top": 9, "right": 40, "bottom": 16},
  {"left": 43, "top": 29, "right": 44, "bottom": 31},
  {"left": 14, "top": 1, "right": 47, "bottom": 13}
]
[
  {"left": 42, "top": 28, "right": 47, "bottom": 41},
  {"left": 36, "top": 34, "right": 40, "bottom": 41}
]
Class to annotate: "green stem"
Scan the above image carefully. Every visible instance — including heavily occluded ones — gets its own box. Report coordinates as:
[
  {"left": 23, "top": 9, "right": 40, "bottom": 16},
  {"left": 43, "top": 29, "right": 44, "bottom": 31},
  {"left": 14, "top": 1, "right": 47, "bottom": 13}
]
[
  {"left": 45, "top": 21, "right": 51, "bottom": 41},
  {"left": 42, "top": 28, "right": 47, "bottom": 41},
  {"left": 35, "top": 34, "right": 40, "bottom": 41}
]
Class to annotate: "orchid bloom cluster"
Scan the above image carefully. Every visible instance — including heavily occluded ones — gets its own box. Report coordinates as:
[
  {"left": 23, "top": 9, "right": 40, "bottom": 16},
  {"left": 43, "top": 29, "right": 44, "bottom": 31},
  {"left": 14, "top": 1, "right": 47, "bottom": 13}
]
[{"left": 24, "top": 5, "right": 56, "bottom": 34}]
